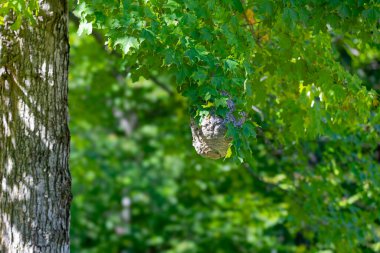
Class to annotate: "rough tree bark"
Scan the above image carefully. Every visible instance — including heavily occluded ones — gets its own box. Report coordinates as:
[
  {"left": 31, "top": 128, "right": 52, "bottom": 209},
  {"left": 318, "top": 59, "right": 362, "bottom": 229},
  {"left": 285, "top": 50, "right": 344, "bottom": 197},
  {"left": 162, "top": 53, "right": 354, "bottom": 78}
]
[{"left": 0, "top": 0, "right": 71, "bottom": 252}]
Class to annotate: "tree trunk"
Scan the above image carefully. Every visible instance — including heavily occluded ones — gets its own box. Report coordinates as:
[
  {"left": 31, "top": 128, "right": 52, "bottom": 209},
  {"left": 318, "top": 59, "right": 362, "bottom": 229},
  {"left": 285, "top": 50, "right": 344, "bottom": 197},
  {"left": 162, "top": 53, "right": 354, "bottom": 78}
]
[{"left": 0, "top": 1, "right": 71, "bottom": 252}]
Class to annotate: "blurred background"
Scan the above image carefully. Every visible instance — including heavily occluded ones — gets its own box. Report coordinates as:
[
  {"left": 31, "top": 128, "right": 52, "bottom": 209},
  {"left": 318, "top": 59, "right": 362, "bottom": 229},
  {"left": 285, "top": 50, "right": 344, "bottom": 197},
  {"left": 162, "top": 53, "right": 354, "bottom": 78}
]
[{"left": 68, "top": 10, "right": 380, "bottom": 253}]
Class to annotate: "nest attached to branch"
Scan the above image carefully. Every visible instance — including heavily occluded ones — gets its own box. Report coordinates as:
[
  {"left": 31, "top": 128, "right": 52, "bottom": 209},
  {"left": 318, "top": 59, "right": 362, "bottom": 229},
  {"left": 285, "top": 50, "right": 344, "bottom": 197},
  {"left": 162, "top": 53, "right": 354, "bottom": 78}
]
[{"left": 190, "top": 115, "right": 231, "bottom": 159}]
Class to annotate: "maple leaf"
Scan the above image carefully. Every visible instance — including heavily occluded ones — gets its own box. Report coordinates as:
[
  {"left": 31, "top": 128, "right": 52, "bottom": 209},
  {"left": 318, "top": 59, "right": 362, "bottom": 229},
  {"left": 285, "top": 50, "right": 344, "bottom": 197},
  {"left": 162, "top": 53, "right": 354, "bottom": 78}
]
[{"left": 114, "top": 37, "right": 140, "bottom": 55}]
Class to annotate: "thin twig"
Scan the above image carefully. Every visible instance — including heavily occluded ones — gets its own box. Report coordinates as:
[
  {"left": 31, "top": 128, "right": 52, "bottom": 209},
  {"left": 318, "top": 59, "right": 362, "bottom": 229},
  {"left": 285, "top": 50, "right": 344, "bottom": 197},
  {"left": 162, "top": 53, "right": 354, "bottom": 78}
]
[{"left": 239, "top": 0, "right": 261, "bottom": 47}]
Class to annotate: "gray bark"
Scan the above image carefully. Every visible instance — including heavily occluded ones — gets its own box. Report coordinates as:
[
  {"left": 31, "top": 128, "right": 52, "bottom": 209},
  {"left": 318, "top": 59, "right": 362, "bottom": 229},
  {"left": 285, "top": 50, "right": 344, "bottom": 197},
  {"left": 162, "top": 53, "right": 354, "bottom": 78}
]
[{"left": 0, "top": 1, "right": 71, "bottom": 252}]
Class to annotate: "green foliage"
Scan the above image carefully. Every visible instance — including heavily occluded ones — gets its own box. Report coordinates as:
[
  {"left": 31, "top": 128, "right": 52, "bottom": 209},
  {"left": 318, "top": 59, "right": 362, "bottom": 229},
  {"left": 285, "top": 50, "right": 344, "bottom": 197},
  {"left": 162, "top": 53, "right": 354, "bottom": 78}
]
[{"left": 73, "top": 0, "right": 379, "bottom": 160}]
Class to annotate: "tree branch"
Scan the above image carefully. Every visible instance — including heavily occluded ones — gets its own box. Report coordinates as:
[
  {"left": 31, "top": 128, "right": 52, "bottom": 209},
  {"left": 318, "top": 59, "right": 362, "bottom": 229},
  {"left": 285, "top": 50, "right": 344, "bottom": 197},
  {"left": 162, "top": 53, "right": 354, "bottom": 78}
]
[{"left": 239, "top": 0, "right": 262, "bottom": 47}]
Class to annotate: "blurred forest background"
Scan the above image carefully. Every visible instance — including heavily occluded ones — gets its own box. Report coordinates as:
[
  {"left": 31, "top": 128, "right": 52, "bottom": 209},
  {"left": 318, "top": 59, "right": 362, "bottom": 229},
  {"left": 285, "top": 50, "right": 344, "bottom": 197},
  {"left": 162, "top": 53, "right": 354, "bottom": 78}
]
[{"left": 68, "top": 2, "right": 380, "bottom": 253}]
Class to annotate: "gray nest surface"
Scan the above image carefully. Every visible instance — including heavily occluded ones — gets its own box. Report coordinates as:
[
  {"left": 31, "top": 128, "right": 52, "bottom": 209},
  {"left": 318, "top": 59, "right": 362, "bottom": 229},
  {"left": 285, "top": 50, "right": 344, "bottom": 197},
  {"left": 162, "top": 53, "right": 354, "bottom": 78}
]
[{"left": 190, "top": 115, "right": 231, "bottom": 159}]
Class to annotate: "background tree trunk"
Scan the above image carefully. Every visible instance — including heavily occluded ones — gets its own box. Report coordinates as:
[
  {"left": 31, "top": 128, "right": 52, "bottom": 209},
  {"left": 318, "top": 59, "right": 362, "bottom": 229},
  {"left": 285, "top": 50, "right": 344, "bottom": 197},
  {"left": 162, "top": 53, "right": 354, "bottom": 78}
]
[{"left": 0, "top": 0, "right": 71, "bottom": 252}]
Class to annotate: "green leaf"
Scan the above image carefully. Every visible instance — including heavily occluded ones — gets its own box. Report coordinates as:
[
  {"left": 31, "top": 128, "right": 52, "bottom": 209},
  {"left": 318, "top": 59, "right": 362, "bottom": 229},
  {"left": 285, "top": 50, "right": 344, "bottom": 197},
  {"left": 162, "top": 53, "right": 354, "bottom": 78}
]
[
  {"left": 231, "top": 0, "right": 244, "bottom": 13},
  {"left": 362, "top": 8, "right": 380, "bottom": 22},
  {"left": 77, "top": 21, "right": 92, "bottom": 36},
  {"left": 242, "top": 122, "right": 256, "bottom": 138},
  {"left": 10, "top": 15, "right": 22, "bottom": 30},
  {"left": 185, "top": 48, "right": 200, "bottom": 63},
  {"left": 224, "top": 146, "right": 233, "bottom": 158},
  {"left": 224, "top": 59, "right": 239, "bottom": 72},
  {"left": 193, "top": 69, "right": 208, "bottom": 82},
  {"left": 202, "top": 101, "right": 214, "bottom": 108},
  {"left": 282, "top": 7, "right": 298, "bottom": 27},
  {"left": 215, "top": 97, "right": 228, "bottom": 108},
  {"left": 114, "top": 37, "right": 140, "bottom": 55}
]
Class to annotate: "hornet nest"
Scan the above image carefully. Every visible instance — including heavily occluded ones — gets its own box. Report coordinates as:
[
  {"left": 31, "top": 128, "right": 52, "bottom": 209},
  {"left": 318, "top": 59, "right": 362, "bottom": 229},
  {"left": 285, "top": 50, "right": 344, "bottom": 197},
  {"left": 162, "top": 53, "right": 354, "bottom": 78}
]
[
  {"left": 190, "top": 115, "right": 231, "bottom": 159},
  {"left": 190, "top": 92, "right": 247, "bottom": 159}
]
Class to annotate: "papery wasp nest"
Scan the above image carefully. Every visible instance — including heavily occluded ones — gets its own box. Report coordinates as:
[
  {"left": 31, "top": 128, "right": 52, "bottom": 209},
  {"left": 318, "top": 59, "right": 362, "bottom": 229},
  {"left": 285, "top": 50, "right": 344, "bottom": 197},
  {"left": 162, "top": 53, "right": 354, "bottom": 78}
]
[
  {"left": 190, "top": 115, "right": 231, "bottom": 159},
  {"left": 190, "top": 92, "right": 247, "bottom": 159}
]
